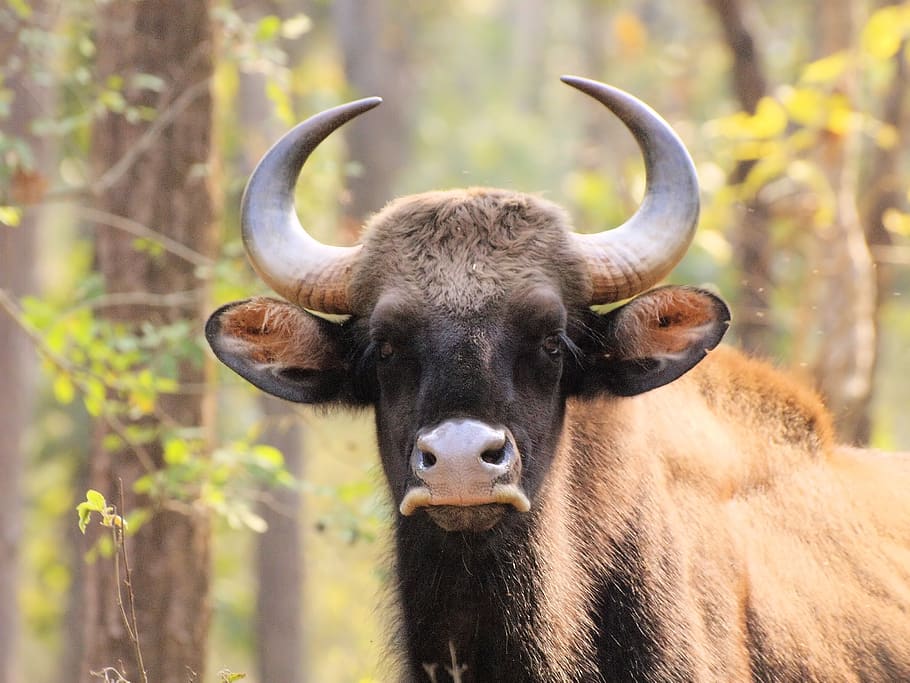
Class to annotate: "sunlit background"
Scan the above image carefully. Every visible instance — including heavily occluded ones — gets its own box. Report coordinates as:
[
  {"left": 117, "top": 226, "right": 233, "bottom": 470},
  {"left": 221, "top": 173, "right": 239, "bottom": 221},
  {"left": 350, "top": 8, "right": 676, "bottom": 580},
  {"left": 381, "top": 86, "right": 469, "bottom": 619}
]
[{"left": 3, "top": 1, "right": 910, "bottom": 681}]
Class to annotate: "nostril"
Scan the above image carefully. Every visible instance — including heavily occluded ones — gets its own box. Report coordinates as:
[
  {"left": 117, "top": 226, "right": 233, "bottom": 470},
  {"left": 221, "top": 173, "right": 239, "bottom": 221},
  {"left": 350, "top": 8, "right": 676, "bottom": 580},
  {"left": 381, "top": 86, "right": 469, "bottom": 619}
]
[
  {"left": 481, "top": 447, "right": 507, "bottom": 466},
  {"left": 419, "top": 450, "right": 437, "bottom": 468}
]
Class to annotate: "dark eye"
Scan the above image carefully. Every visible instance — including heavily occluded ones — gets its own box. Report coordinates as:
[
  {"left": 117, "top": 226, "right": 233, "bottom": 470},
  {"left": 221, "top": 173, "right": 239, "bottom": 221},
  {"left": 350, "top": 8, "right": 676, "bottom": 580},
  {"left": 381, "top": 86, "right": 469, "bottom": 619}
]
[
  {"left": 378, "top": 340, "right": 394, "bottom": 359},
  {"left": 541, "top": 333, "right": 562, "bottom": 357}
]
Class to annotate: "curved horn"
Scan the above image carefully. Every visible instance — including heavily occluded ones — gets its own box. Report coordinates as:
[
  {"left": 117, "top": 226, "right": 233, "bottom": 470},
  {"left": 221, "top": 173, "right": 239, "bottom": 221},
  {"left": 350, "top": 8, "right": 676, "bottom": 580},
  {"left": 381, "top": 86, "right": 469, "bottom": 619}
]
[
  {"left": 241, "top": 97, "right": 382, "bottom": 313},
  {"left": 561, "top": 76, "right": 699, "bottom": 304}
]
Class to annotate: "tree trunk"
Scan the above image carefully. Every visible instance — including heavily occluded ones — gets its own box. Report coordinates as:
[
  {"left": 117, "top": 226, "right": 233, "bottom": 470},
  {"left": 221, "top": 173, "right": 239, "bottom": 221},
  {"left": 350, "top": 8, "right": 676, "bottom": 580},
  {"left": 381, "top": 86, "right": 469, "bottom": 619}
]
[
  {"left": 0, "top": 223, "right": 31, "bottom": 683},
  {"left": 255, "top": 397, "right": 305, "bottom": 683},
  {"left": 0, "top": 20, "right": 43, "bottom": 683},
  {"left": 333, "top": 0, "right": 416, "bottom": 228},
  {"left": 707, "top": 0, "right": 775, "bottom": 356},
  {"left": 81, "top": 2, "right": 216, "bottom": 681},
  {"left": 234, "top": 13, "right": 308, "bottom": 675},
  {"left": 856, "top": 8, "right": 908, "bottom": 444},
  {"left": 809, "top": 0, "right": 878, "bottom": 443}
]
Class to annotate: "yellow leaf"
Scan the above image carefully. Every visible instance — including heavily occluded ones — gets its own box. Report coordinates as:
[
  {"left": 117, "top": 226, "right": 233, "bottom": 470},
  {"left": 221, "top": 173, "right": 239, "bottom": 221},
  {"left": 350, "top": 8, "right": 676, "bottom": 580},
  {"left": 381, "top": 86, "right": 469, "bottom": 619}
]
[
  {"left": 748, "top": 97, "right": 788, "bottom": 138},
  {"left": 801, "top": 52, "right": 848, "bottom": 84},
  {"left": 612, "top": 11, "right": 648, "bottom": 57},
  {"left": 883, "top": 208, "right": 910, "bottom": 236},
  {"left": 862, "top": 6, "right": 906, "bottom": 60},
  {"left": 265, "top": 80, "right": 295, "bottom": 127},
  {"left": 694, "top": 229, "right": 731, "bottom": 265},
  {"left": 783, "top": 87, "right": 827, "bottom": 127},
  {"left": 0, "top": 206, "right": 22, "bottom": 227},
  {"left": 827, "top": 107, "right": 854, "bottom": 136},
  {"left": 875, "top": 123, "right": 899, "bottom": 149}
]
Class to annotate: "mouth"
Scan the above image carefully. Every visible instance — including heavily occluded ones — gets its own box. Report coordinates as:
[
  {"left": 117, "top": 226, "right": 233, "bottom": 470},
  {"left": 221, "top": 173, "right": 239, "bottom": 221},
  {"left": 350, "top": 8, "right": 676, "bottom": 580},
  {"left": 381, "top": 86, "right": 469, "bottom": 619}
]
[
  {"left": 399, "top": 483, "right": 531, "bottom": 531},
  {"left": 424, "top": 504, "right": 512, "bottom": 532}
]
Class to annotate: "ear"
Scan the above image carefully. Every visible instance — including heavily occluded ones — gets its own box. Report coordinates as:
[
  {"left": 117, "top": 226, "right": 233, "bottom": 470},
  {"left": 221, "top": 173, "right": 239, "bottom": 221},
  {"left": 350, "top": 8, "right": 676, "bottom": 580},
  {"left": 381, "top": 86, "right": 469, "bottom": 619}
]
[
  {"left": 577, "top": 286, "right": 730, "bottom": 397},
  {"left": 205, "top": 297, "right": 354, "bottom": 404}
]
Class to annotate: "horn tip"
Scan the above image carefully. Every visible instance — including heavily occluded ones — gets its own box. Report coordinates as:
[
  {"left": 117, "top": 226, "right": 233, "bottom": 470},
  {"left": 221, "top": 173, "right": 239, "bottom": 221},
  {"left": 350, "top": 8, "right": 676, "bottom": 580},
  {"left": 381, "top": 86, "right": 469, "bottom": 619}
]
[
  {"left": 560, "top": 75, "right": 618, "bottom": 98},
  {"left": 560, "top": 74, "right": 592, "bottom": 87},
  {"left": 356, "top": 96, "right": 383, "bottom": 112}
]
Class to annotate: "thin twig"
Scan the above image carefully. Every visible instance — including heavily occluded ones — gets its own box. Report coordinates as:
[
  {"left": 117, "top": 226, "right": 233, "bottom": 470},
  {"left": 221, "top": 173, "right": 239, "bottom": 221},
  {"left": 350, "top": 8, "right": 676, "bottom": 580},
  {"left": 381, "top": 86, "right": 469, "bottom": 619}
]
[
  {"left": 0, "top": 288, "right": 160, "bottom": 473},
  {"left": 73, "top": 205, "right": 214, "bottom": 268},
  {"left": 61, "top": 289, "right": 202, "bottom": 315},
  {"left": 89, "top": 666, "right": 132, "bottom": 683},
  {"left": 117, "top": 480, "right": 149, "bottom": 683},
  {"left": 31, "top": 77, "right": 212, "bottom": 204},
  {"left": 94, "top": 78, "right": 212, "bottom": 196},
  {"left": 21, "top": 77, "right": 212, "bottom": 206}
]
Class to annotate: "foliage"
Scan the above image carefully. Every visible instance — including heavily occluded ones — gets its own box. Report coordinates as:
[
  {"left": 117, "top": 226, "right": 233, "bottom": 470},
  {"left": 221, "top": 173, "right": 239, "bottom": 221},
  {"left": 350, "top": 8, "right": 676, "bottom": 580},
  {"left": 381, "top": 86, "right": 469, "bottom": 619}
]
[
  {"left": 76, "top": 489, "right": 125, "bottom": 534},
  {"left": 3, "top": 1, "right": 910, "bottom": 682}
]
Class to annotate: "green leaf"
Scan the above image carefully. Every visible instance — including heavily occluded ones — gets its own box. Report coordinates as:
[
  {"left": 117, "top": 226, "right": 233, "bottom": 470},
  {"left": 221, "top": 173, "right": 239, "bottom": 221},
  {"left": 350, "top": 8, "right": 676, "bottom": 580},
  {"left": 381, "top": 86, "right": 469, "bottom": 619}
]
[
  {"left": 86, "top": 490, "right": 107, "bottom": 509},
  {"left": 84, "top": 380, "right": 106, "bottom": 418},
  {"left": 255, "top": 15, "right": 282, "bottom": 41},
  {"left": 76, "top": 503, "right": 93, "bottom": 534},
  {"left": 8, "top": 0, "right": 31, "bottom": 19},
  {"left": 53, "top": 374, "right": 75, "bottom": 405},
  {"left": 251, "top": 444, "right": 285, "bottom": 467},
  {"left": 164, "top": 439, "right": 190, "bottom": 465},
  {"left": 76, "top": 490, "right": 108, "bottom": 533}
]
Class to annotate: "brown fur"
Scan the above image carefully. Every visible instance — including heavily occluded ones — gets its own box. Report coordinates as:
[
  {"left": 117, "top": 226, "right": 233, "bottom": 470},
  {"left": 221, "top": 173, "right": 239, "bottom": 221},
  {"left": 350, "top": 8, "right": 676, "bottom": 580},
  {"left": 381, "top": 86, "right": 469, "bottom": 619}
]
[
  {"left": 550, "top": 345, "right": 910, "bottom": 681},
  {"left": 614, "top": 286, "right": 725, "bottom": 358},
  {"left": 220, "top": 296, "right": 343, "bottom": 369},
  {"left": 209, "top": 187, "right": 910, "bottom": 681},
  {"left": 349, "top": 188, "right": 591, "bottom": 315}
]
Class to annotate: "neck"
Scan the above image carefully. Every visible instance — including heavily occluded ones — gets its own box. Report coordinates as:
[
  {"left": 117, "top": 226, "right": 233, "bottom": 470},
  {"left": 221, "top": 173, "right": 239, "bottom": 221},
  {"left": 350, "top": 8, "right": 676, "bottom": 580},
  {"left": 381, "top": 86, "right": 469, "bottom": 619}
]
[
  {"left": 391, "top": 402, "right": 710, "bottom": 682},
  {"left": 393, "top": 513, "right": 552, "bottom": 682}
]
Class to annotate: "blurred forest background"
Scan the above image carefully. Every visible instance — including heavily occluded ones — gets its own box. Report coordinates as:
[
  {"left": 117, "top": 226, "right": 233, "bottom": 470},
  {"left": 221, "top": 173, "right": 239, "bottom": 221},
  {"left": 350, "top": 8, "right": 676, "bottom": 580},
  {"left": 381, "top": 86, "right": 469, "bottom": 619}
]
[{"left": 2, "top": 0, "right": 910, "bottom": 681}]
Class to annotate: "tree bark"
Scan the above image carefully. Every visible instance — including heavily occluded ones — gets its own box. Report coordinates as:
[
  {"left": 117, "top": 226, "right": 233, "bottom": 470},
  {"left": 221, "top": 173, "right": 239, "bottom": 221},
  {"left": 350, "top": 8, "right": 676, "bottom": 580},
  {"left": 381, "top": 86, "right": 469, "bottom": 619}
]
[
  {"left": 333, "top": 0, "right": 416, "bottom": 228},
  {"left": 254, "top": 397, "right": 305, "bottom": 683},
  {"left": 809, "top": 0, "right": 878, "bottom": 443},
  {"left": 855, "top": 7, "right": 908, "bottom": 444},
  {"left": 81, "top": 2, "right": 216, "bottom": 681},
  {"left": 707, "top": 0, "right": 775, "bottom": 356},
  {"left": 0, "top": 12, "right": 44, "bottom": 681},
  {"left": 0, "top": 2, "right": 55, "bottom": 678},
  {"left": 233, "top": 11, "right": 308, "bottom": 675}
]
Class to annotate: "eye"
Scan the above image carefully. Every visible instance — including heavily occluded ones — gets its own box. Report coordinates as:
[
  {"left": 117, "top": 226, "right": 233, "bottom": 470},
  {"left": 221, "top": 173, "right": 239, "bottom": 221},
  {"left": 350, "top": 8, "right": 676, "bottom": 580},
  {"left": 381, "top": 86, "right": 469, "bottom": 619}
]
[
  {"left": 541, "top": 333, "right": 563, "bottom": 357},
  {"left": 378, "top": 340, "right": 394, "bottom": 359}
]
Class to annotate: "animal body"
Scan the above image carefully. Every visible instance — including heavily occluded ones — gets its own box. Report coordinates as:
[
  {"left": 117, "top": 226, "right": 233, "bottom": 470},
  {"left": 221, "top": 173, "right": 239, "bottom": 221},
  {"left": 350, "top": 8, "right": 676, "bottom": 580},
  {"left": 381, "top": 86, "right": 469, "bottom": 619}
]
[{"left": 206, "top": 77, "right": 910, "bottom": 681}]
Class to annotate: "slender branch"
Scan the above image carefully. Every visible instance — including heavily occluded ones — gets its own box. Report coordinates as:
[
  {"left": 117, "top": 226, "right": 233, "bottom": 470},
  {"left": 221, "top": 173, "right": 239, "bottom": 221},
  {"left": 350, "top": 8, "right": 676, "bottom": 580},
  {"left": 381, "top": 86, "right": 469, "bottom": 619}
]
[
  {"left": 116, "top": 481, "right": 148, "bottom": 683},
  {"left": 62, "top": 290, "right": 202, "bottom": 315},
  {"left": 89, "top": 667, "right": 132, "bottom": 683},
  {"left": 22, "top": 78, "right": 211, "bottom": 206},
  {"left": 0, "top": 288, "right": 158, "bottom": 473},
  {"left": 94, "top": 78, "right": 212, "bottom": 196},
  {"left": 72, "top": 205, "right": 214, "bottom": 268}
]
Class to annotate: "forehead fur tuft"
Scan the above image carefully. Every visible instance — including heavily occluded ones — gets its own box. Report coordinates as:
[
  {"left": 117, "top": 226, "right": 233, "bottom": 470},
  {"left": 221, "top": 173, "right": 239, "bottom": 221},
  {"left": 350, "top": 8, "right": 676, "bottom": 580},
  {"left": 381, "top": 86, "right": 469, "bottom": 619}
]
[{"left": 348, "top": 188, "right": 589, "bottom": 315}]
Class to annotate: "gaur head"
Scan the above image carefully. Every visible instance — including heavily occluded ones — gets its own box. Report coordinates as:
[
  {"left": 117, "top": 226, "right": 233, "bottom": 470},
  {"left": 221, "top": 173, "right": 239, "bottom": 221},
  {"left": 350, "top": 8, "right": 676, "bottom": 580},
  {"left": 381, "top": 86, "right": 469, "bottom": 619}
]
[{"left": 206, "top": 77, "right": 730, "bottom": 533}]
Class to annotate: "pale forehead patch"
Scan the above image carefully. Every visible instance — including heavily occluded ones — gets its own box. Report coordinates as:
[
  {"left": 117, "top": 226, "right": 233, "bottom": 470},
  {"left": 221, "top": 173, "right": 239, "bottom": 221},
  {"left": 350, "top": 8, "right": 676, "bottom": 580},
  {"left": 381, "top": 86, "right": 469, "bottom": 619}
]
[{"left": 349, "top": 188, "right": 589, "bottom": 316}]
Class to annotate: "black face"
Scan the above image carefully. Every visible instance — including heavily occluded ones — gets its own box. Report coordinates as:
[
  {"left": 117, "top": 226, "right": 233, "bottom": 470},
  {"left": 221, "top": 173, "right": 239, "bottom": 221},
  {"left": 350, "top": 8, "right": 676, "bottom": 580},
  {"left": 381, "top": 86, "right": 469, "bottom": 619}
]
[
  {"left": 345, "top": 284, "right": 580, "bottom": 529},
  {"left": 206, "top": 283, "right": 729, "bottom": 533}
]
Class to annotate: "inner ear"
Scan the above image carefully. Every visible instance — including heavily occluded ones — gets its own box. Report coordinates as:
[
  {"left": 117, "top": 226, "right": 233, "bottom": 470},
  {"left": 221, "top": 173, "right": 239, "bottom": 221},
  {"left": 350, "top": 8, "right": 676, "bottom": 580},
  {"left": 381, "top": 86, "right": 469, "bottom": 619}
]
[
  {"left": 206, "top": 297, "right": 352, "bottom": 404},
  {"left": 582, "top": 286, "right": 731, "bottom": 397}
]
